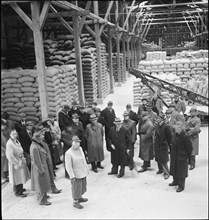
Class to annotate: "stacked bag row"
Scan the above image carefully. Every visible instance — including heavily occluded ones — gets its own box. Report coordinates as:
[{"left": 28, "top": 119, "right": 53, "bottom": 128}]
[
  {"left": 146, "top": 51, "right": 167, "bottom": 61},
  {"left": 112, "top": 53, "right": 126, "bottom": 83}
]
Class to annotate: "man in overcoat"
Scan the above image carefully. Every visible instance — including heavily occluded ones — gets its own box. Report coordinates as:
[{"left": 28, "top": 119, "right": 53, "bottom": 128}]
[
  {"left": 138, "top": 111, "right": 155, "bottom": 172},
  {"left": 78, "top": 106, "right": 91, "bottom": 130},
  {"left": 122, "top": 111, "right": 137, "bottom": 170},
  {"left": 100, "top": 101, "right": 116, "bottom": 150},
  {"left": 15, "top": 112, "right": 27, "bottom": 135},
  {"left": 86, "top": 114, "right": 104, "bottom": 173},
  {"left": 154, "top": 112, "right": 173, "bottom": 179},
  {"left": 107, "top": 118, "right": 132, "bottom": 178},
  {"left": 185, "top": 106, "right": 201, "bottom": 170},
  {"left": 126, "top": 104, "right": 138, "bottom": 125},
  {"left": 169, "top": 120, "right": 193, "bottom": 192},
  {"left": 58, "top": 105, "right": 72, "bottom": 131}
]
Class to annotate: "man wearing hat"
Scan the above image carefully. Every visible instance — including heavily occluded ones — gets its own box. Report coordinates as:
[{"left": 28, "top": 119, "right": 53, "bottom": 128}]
[
  {"left": 170, "top": 94, "right": 186, "bottom": 115},
  {"left": 154, "top": 112, "right": 172, "bottom": 179},
  {"left": 126, "top": 104, "right": 138, "bottom": 125},
  {"left": 185, "top": 106, "right": 201, "bottom": 170},
  {"left": 137, "top": 98, "right": 147, "bottom": 116},
  {"left": 15, "top": 112, "right": 27, "bottom": 135},
  {"left": 107, "top": 118, "right": 132, "bottom": 178},
  {"left": 101, "top": 101, "right": 116, "bottom": 150},
  {"left": 68, "top": 100, "right": 80, "bottom": 118},
  {"left": 138, "top": 111, "right": 155, "bottom": 172},
  {"left": 86, "top": 114, "right": 104, "bottom": 173},
  {"left": 78, "top": 106, "right": 91, "bottom": 130},
  {"left": 58, "top": 104, "right": 72, "bottom": 131},
  {"left": 122, "top": 111, "right": 137, "bottom": 170}
]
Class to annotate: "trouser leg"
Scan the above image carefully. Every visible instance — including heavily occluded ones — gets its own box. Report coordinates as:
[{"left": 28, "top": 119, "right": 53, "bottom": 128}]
[
  {"left": 178, "top": 178, "right": 185, "bottom": 189},
  {"left": 128, "top": 143, "right": 135, "bottom": 168},
  {"left": 50, "top": 179, "right": 57, "bottom": 192},
  {"left": 162, "top": 163, "right": 170, "bottom": 175},
  {"left": 63, "top": 150, "right": 69, "bottom": 178},
  {"left": 14, "top": 184, "right": 23, "bottom": 195},
  {"left": 143, "top": 161, "right": 150, "bottom": 168},
  {"left": 111, "top": 164, "right": 118, "bottom": 174},
  {"left": 157, "top": 162, "right": 163, "bottom": 171},
  {"left": 189, "top": 155, "right": 196, "bottom": 167},
  {"left": 91, "top": 162, "right": 96, "bottom": 170},
  {"left": 173, "top": 176, "right": 178, "bottom": 184},
  {"left": 119, "top": 166, "right": 125, "bottom": 176},
  {"left": 37, "top": 192, "right": 47, "bottom": 204}
]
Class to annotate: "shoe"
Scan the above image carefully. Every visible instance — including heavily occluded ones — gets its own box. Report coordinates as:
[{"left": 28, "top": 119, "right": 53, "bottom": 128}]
[
  {"left": 16, "top": 193, "right": 27, "bottom": 198},
  {"left": 92, "top": 168, "right": 98, "bottom": 173},
  {"left": 117, "top": 174, "right": 124, "bottom": 178},
  {"left": 73, "top": 202, "right": 83, "bottom": 209},
  {"left": 40, "top": 200, "right": 51, "bottom": 206},
  {"left": 97, "top": 165, "right": 104, "bottom": 169},
  {"left": 138, "top": 167, "right": 147, "bottom": 173},
  {"left": 169, "top": 181, "right": 178, "bottom": 186},
  {"left": 189, "top": 165, "right": 195, "bottom": 170},
  {"left": 156, "top": 170, "right": 163, "bottom": 174},
  {"left": 78, "top": 197, "right": 88, "bottom": 203},
  {"left": 176, "top": 186, "right": 184, "bottom": 193},
  {"left": 129, "top": 164, "right": 134, "bottom": 170},
  {"left": 164, "top": 174, "right": 170, "bottom": 179},
  {"left": 108, "top": 172, "right": 117, "bottom": 175},
  {"left": 52, "top": 189, "right": 62, "bottom": 194}
]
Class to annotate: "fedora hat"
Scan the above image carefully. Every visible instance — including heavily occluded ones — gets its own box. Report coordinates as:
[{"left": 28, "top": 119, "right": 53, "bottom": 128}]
[
  {"left": 189, "top": 106, "right": 198, "bottom": 113},
  {"left": 71, "top": 113, "right": 80, "bottom": 119},
  {"left": 114, "top": 118, "right": 122, "bottom": 123},
  {"left": 90, "top": 114, "right": 97, "bottom": 120},
  {"left": 72, "top": 135, "right": 81, "bottom": 142}
]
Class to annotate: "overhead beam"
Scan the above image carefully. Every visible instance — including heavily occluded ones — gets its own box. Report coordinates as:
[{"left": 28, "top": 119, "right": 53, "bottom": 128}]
[
  {"left": 143, "top": 20, "right": 196, "bottom": 25},
  {"left": 40, "top": 1, "right": 51, "bottom": 30},
  {"left": 2, "top": 1, "right": 31, "bottom": 5}
]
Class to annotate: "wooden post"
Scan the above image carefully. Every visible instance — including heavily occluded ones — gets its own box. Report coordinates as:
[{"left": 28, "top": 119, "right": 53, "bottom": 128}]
[
  {"left": 31, "top": 1, "right": 49, "bottom": 119},
  {"left": 122, "top": 33, "right": 126, "bottom": 82},
  {"left": 107, "top": 26, "right": 114, "bottom": 94},
  {"left": 72, "top": 11, "right": 85, "bottom": 106},
  {"left": 127, "top": 36, "right": 130, "bottom": 75},
  {"left": 94, "top": 1, "right": 103, "bottom": 103}
]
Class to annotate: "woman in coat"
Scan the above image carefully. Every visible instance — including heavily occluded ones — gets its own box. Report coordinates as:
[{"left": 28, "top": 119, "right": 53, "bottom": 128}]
[
  {"left": 169, "top": 120, "right": 193, "bottom": 192},
  {"left": 154, "top": 112, "right": 172, "bottom": 179},
  {"left": 30, "top": 124, "right": 62, "bottom": 206},
  {"left": 138, "top": 111, "right": 155, "bottom": 172},
  {"left": 5, "top": 128, "right": 30, "bottom": 197},
  {"left": 65, "top": 135, "right": 88, "bottom": 209},
  {"left": 86, "top": 114, "right": 104, "bottom": 173},
  {"left": 107, "top": 118, "right": 132, "bottom": 178},
  {"left": 185, "top": 106, "right": 201, "bottom": 170}
]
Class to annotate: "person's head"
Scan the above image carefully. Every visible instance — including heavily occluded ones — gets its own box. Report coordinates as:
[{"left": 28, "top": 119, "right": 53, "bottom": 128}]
[
  {"left": 9, "top": 129, "right": 18, "bottom": 140},
  {"left": 173, "top": 120, "right": 185, "bottom": 134},
  {"left": 146, "top": 101, "right": 152, "bottom": 112},
  {"left": 63, "top": 105, "right": 70, "bottom": 113},
  {"left": 141, "top": 111, "right": 149, "bottom": 121},
  {"left": 142, "top": 98, "right": 147, "bottom": 105},
  {"left": 92, "top": 101, "right": 97, "bottom": 109},
  {"left": 65, "top": 124, "right": 73, "bottom": 132},
  {"left": 90, "top": 114, "right": 97, "bottom": 125},
  {"left": 95, "top": 108, "right": 101, "bottom": 117},
  {"left": 189, "top": 106, "right": 198, "bottom": 117},
  {"left": 79, "top": 106, "right": 85, "bottom": 114},
  {"left": 71, "top": 100, "right": 78, "bottom": 109},
  {"left": 107, "top": 101, "right": 113, "bottom": 110},
  {"left": 72, "top": 135, "right": 81, "bottom": 149},
  {"left": 1, "top": 119, "right": 7, "bottom": 132},
  {"left": 126, "top": 104, "right": 132, "bottom": 112},
  {"left": 72, "top": 113, "right": 80, "bottom": 124},
  {"left": 19, "top": 113, "right": 27, "bottom": 122},
  {"left": 114, "top": 118, "right": 122, "bottom": 129},
  {"left": 25, "top": 120, "right": 35, "bottom": 131},
  {"left": 48, "top": 113, "right": 56, "bottom": 123},
  {"left": 33, "top": 124, "right": 46, "bottom": 141},
  {"left": 174, "top": 94, "right": 179, "bottom": 102},
  {"left": 123, "top": 111, "right": 130, "bottom": 121}
]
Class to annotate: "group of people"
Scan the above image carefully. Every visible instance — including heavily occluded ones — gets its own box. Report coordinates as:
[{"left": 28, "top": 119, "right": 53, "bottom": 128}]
[{"left": 1, "top": 93, "right": 202, "bottom": 209}]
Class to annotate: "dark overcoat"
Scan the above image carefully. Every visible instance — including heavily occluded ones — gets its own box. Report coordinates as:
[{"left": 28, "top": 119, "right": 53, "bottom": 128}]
[
  {"left": 100, "top": 107, "right": 116, "bottom": 138},
  {"left": 154, "top": 121, "right": 172, "bottom": 164},
  {"left": 79, "top": 112, "right": 91, "bottom": 129},
  {"left": 58, "top": 110, "right": 72, "bottom": 131},
  {"left": 122, "top": 119, "right": 137, "bottom": 143},
  {"left": 18, "top": 129, "right": 32, "bottom": 154},
  {"left": 170, "top": 131, "right": 193, "bottom": 179},
  {"left": 107, "top": 126, "right": 132, "bottom": 167},
  {"left": 139, "top": 119, "right": 154, "bottom": 161}
]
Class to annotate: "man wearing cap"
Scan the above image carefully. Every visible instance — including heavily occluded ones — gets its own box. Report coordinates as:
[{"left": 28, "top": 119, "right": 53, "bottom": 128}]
[
  {"left": 15, "top": 112, "right": 27, "bottom": 135},
  {"left": 68, "top": 100, "right": 80, "bottom": 118},
  {"left": 18, "top": 119, "right": 35, "bottom": 171},
  {"left": 154, "top": 112, "right": 172, "bottom": 179},
  {"left": 107, "top": 118, "right": 132, "bottom": 178},
  {"left": 169, "top": 120, "right": 193, "bottom": 192},
  {"left": 101, "top": 101, "right": 116, "bottom": 150},
  {"left": 185, "top": 106, "right": 201, "bottom": 170},
  {"left": 170, "top": 94, "right": 186, "bottom": 115},
  {"left": 58, "top": 104, "right": 72, "bottom": 131},
  {"left": 78, "top": 106, "right": 91, "bottom": 130},
  {"left": 122, "top": 111, "right": 137, "bottom": 170},
  {"left": 86, "top": 114, "right": 104, "bottom": 173},
  {"left": 126, "top": 104, "right": 138, "bottom": 125},
  {"left": 138, "top": 111, "right": 155, "bottom": 172}
]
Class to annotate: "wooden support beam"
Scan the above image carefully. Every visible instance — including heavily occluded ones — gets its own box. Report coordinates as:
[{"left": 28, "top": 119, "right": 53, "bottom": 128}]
[
  {"left": 31, "top": 1, "right": 49, "bottom": 119},
  {"left": 98, "top": 1, "right": 114, "bottom": 37},
  {"left": 40, "top": 1, "right": 51, "bottom": 30},
  {"left": 107, "top": 26, "right": 114, "bottom": 94},
  {"left": 94, "top": 1, "right": 103, "bottom": 103},
  {"left": 49, "top": 5, "right": 73, "bottom": 34},
  {"left": 127, "top": 34, "right": 130, "bottom": 73},
  {"left": 122, "top": 34, "right": 127, "bottom": 81},
  {"left": 72, "top": 12, "right": 85, "bottom": 106},
  {"left": 84, "top": 24, "right": 96, "bottom": 37},
  {"left": 10, "top": 2, "right": 32, "bottom": 30},
  {"left": 2, "top": 1, "right": 31, "bottom": 5},
  {"left": 78, "top": 1, "right": 92, "bottom": 36}
]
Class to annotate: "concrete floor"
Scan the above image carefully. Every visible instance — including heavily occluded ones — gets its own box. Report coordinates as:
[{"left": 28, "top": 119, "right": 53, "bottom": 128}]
[{"left": 2, "top": 75, "right": 208, "bottom": 219}]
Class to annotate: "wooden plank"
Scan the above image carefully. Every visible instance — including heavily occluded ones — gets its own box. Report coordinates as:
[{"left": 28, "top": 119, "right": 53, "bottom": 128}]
[
  {"left": 49, "top": 5, "right": 73, "bottom": 34},
  {"left": 122, "top": 33, "right": 127, "bottom": 81},
  {"left": 107, "top": 26, "right": 114, "bottom": 94},
  {"left": 72, "top": 12, "right": 85, "bottom": 106},
  {"left": 94, "top": 1, "right": 103, "bottom": 103},
  {"left": 78, "top": 1, "right": 92, "bottom": 36},
  {"left": 10, "top": 2, "right": 32, "bottom": 30},
  {"left": 30, "top": 1, "right": 49, "bottom": 119},
  {"left": 84, "top": 24, "right": 96, "bottom": 37},
  {"left": 40, "top": 1, "right": 51, "bottom": 30}
]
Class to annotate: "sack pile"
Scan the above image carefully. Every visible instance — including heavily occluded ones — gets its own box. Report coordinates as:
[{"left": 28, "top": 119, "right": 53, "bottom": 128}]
[
  {"left": 7, "top": 43, "right": 24, "bottom": 69},
  {"left": 146, "top": 51, "right": 167, "bottom": 61},
  {"left": 112, "top": 53, "right": 126, "bottom": 83},
  {"left": 176, "top": 50, "right": 208, "bottom": 59}
]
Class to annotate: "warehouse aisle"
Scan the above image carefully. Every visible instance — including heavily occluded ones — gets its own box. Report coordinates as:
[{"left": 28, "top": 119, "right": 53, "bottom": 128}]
[{"left": 2, "top": 76, "right": 208, "bottom": 219}]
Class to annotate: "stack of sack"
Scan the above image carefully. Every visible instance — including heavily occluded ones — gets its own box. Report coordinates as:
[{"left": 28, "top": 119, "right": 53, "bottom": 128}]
[
  {"left": 112, "top": 53, "right": 126, "bottom": 83},
  {"left": 1, "top": 65, "right": 79, "bottom": 122},
  {"left": 7, "top": 42, "right": 24, "bottom": 68},
  {"left": 146, "top": 51, "right": 167, "bottom": 61},
  {"left": 176, "top": 50, "right": 208, "bottom": 59}
]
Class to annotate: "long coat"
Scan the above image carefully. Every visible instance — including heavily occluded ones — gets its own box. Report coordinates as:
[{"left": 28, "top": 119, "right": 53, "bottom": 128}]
[
  {"left": 154, "top": 121, "right": 172, "bottom": 164},
  {"left": 100, "top": 107, "right": 116, "bottom": 139},
  {"left": 107, "top": 126, "right": 132, "bottom": 167},
  {"left": 58, "top": 110, "right": 72, "bottom": 131},
  {"left": 122, "top": 119, "right": 137, "bottom": 143},
  {"left": 185, "top": 115, "right": 201, "bottom": 155},
  {"left": 128, "top": 110, "right": 139, "bottom": 125},
  {"left": 30, "top": 140, "right": 54, "bottom": 194},
  {"left": 1, "top": 132, "right": 9, "bottom": 172},
  {"left": 139, "top": 119, "right": 155, "bottom": 161},
  {"left": 170, "top": 131, "right": 193, "bottom": 179},
  {"left": 18, "top": 129, "right": 32, "bottom": 154},
  {"left": 86, "top": 122, "right": 104, "bottom": 162},
  {"left": 6, "top": 138, "right": 30, "bottom": 185}
]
